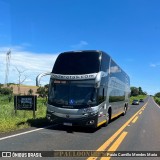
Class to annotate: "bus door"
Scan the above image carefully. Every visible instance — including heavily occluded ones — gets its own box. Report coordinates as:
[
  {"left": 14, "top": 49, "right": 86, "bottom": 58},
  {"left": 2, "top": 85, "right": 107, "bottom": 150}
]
[{"left": 97, "top": 86, "right": 108, "bottom": 126}]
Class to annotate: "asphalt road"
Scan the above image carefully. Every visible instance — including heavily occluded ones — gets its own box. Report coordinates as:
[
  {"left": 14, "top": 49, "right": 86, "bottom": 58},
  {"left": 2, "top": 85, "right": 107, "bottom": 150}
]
[{"left": 0, "top": 96, "right": 160, "bottom": 160}]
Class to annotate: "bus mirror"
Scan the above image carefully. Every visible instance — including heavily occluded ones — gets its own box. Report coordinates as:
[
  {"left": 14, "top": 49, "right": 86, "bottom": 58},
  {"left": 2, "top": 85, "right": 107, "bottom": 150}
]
[
  {"left": 36, "top": 72, "right": 51, "bottom": 86},
  {"left": 95, "top": 72, "right": 102, "bottom": 88},
  {"left": 95, "top": 82, "right": 100, "bottom": 88}
]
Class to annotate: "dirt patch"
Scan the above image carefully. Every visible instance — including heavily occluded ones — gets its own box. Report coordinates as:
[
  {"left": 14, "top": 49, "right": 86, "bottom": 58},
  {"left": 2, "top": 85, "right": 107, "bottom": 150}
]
[{"left": 11, "top": 85, "right": 38, "bottom": 95}]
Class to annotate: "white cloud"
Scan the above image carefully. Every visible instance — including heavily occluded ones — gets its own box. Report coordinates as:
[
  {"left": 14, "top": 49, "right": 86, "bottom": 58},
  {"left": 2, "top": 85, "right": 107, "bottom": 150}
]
[
  {"left": 25, "top": 78, "right": 33, "bottom": 82},
  {"left": 150, "top": 64, "right": 156, "bottom": 67},
  {"left": 0, "top": 46, "right": 58, "bottom": 86},
  {"left": 71, "top": 40, "right": 88, "bottom": 49},
  {"left": 150, "top": 63, "right": 160, "bottom": 67}
]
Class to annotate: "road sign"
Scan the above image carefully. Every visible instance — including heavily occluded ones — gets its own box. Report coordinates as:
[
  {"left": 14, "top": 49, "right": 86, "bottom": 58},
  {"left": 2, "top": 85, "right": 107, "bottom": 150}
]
[{"left": 14, "top": 95, "right": 37, "bottom": 118}]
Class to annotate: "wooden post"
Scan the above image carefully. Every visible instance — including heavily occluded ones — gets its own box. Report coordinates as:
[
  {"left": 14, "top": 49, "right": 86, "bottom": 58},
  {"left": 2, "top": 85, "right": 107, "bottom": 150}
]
[
  {"left": 33, "top": 95, "right": 36, "bottom": 119},
  {"left": 14, "top": 96, "right": 17, "bottom": 116}
]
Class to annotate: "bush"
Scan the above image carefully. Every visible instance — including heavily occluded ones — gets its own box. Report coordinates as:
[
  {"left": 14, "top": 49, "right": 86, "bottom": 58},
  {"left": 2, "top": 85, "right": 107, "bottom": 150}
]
[
  {"left": 0, "top": 87, "right": 13, "bottom": 95},
  {"left": 154, "top": 97, "right": 160, "bottom": 105},
  {"left": 155, "top": 92, "right": 160, "bottom": 98}
]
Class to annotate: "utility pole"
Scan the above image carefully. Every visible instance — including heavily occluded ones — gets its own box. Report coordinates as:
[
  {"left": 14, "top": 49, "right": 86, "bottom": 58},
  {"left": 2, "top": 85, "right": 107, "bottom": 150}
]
[{"left": 4, "top": 49, "right": 11, "bottom": 87}]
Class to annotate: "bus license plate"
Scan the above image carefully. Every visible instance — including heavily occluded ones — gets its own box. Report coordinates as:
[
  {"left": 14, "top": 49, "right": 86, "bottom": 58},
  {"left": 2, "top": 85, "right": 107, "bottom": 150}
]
[{"left": 63, "top": 122, "right": 72, "bottom": 126}]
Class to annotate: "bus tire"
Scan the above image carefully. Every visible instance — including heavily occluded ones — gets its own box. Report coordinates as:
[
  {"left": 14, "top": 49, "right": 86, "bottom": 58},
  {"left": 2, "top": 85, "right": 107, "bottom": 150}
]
[
  {"left": 103, "top": 115, "right": 109, "bottom": 127},
  {"left": 104, "top": 109, "right": 111, "bottom": 127},
  {"left": 122, "top": 105, "right": 127, "bottom": 116}
]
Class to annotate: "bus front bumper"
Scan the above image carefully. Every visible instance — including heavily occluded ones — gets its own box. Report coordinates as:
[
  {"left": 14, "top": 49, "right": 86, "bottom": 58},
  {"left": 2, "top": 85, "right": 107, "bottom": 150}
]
[{"left": 46, "top": 111, "right": 98, "bottom": 127}]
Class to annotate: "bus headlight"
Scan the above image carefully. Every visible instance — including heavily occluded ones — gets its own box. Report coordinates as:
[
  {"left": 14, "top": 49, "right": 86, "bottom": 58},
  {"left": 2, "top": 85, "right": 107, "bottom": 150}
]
[
  {"left": 82, "top": 108, "right": 98, "bottom": 115},
  {"left": 82, "top": 108, "right": 93, "bottom": 113}
]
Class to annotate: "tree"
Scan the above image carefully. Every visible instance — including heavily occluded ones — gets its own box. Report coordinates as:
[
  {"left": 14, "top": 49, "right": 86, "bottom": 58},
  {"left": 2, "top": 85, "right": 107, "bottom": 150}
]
[
  {"left": 143, "top": 91, "right": 147, "bottom": 95},
  {"left": 36, "top": 84, "right": 49, "bottom": 104},
  {"left": 138, "top": 87, "right": 143, "bottom": 95},
  {"left": 36, "top": 84, "right": 49, "bottom": 98},
  {"left": 155, "top": 92, "right": 160, "bottom": 98},
  {"left": 44, "top": 84, "right": 49, "bottom": 96},
  {"left": 0, "top": 83, "right": 3, "bottom": 88},
  {"left": 130, "top": 86, "right": 147, "bottom": 96},
  {"left": 130, "top": 87, "right": 139, "bottom": 96},
  {"left": 36, "top": 87, "right": 46, "bottom": 97},
  {"left": 28, "top": 89, "right": 33, "bottom": 95}
]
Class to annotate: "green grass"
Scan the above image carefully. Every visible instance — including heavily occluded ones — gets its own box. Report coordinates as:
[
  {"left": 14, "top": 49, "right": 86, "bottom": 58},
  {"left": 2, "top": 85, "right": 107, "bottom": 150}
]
[
  {"left": 130, "top": 95, "right": 147, "bottom": 104},
  {"left": 154, "top": 97, "right": 160, "bottom": 105},
  {"left": 0, "top": 96, "right": 48, "bottom": 133}
]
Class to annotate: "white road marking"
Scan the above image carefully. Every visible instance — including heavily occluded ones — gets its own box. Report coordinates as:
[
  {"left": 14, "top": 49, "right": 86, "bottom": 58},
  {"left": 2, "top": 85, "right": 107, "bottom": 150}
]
[{"left": 0, "top": 124, "right": 56, "bottom": 141}]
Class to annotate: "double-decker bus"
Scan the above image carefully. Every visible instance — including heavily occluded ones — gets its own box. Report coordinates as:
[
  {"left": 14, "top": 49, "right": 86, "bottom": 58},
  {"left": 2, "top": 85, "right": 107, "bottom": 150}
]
[{"left": 36, "top": 50, "right": 130, "bottom": 128}]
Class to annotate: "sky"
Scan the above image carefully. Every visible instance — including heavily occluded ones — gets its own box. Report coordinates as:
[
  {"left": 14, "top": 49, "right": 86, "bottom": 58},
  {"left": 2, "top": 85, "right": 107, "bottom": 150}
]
[{"left": 0, "top": 0, "right": 160, "bottom": 95}]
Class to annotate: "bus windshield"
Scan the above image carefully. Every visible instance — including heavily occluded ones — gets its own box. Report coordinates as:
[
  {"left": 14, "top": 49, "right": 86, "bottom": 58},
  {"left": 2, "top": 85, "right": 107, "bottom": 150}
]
[
  {"left": 52, "top": 51, "right": 100, "bottom": 75},
  {"left": 48, "top": 80, "right": 97, "bottom": 108}
]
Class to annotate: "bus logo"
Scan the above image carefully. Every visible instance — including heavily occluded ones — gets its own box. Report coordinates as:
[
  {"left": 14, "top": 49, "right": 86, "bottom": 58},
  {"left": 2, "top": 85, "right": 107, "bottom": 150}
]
[{"left": 69, "top": 99, "right": 74, "bottom": 105}]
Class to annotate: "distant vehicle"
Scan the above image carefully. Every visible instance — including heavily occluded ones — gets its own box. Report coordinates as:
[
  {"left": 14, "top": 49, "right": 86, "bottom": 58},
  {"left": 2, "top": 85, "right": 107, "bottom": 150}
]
[
  {"left": 36, "top": 50, "right": 130, "bottom": 128},
  {"left": 139, "top": 99, "right": 144, "bottom": 102},
  {"left": 132, "top": 100, "right": 139, "bottom": 105}
]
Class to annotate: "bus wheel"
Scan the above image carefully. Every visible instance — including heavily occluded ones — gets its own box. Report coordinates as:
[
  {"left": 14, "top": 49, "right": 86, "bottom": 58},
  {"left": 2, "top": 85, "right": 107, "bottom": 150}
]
[
  {"left": 103, "top": 113, "right": 109, "bottom": 127},
  {"left": 122, "top": 105, "right": 127, "bottom": 116}
]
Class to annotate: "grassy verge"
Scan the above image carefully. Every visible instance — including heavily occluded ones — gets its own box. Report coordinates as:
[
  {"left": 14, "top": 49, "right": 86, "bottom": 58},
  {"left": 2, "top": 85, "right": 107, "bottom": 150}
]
[
  {"left": 154, "top": 97, "right": 160, "bottom": 106},
  {"left": 0, "top": 96, "right": 48, "bottom": 133},
  {"left": 130, "top": 95, "right": 147, "bottom": 104}
]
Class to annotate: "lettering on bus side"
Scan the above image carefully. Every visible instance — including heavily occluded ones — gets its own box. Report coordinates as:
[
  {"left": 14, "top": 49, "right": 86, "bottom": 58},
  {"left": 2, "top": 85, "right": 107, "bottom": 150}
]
[{"left": 51, "top": 74, "right": 96, "bottom": 80}]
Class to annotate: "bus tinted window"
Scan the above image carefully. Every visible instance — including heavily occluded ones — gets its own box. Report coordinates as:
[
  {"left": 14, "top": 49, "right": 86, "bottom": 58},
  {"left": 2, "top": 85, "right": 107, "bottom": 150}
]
[
  {"left": 52, "top": 51, "right": 100, "bottom": 75},
  {"left": 110, "top": 60, "right": 125, "bottom": 82},
  {"left": 109, "top": 89, "right": 125, "bottom": 102},
  {"left": 101, "top": 52, "right": 110, "bottom": 72}
]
